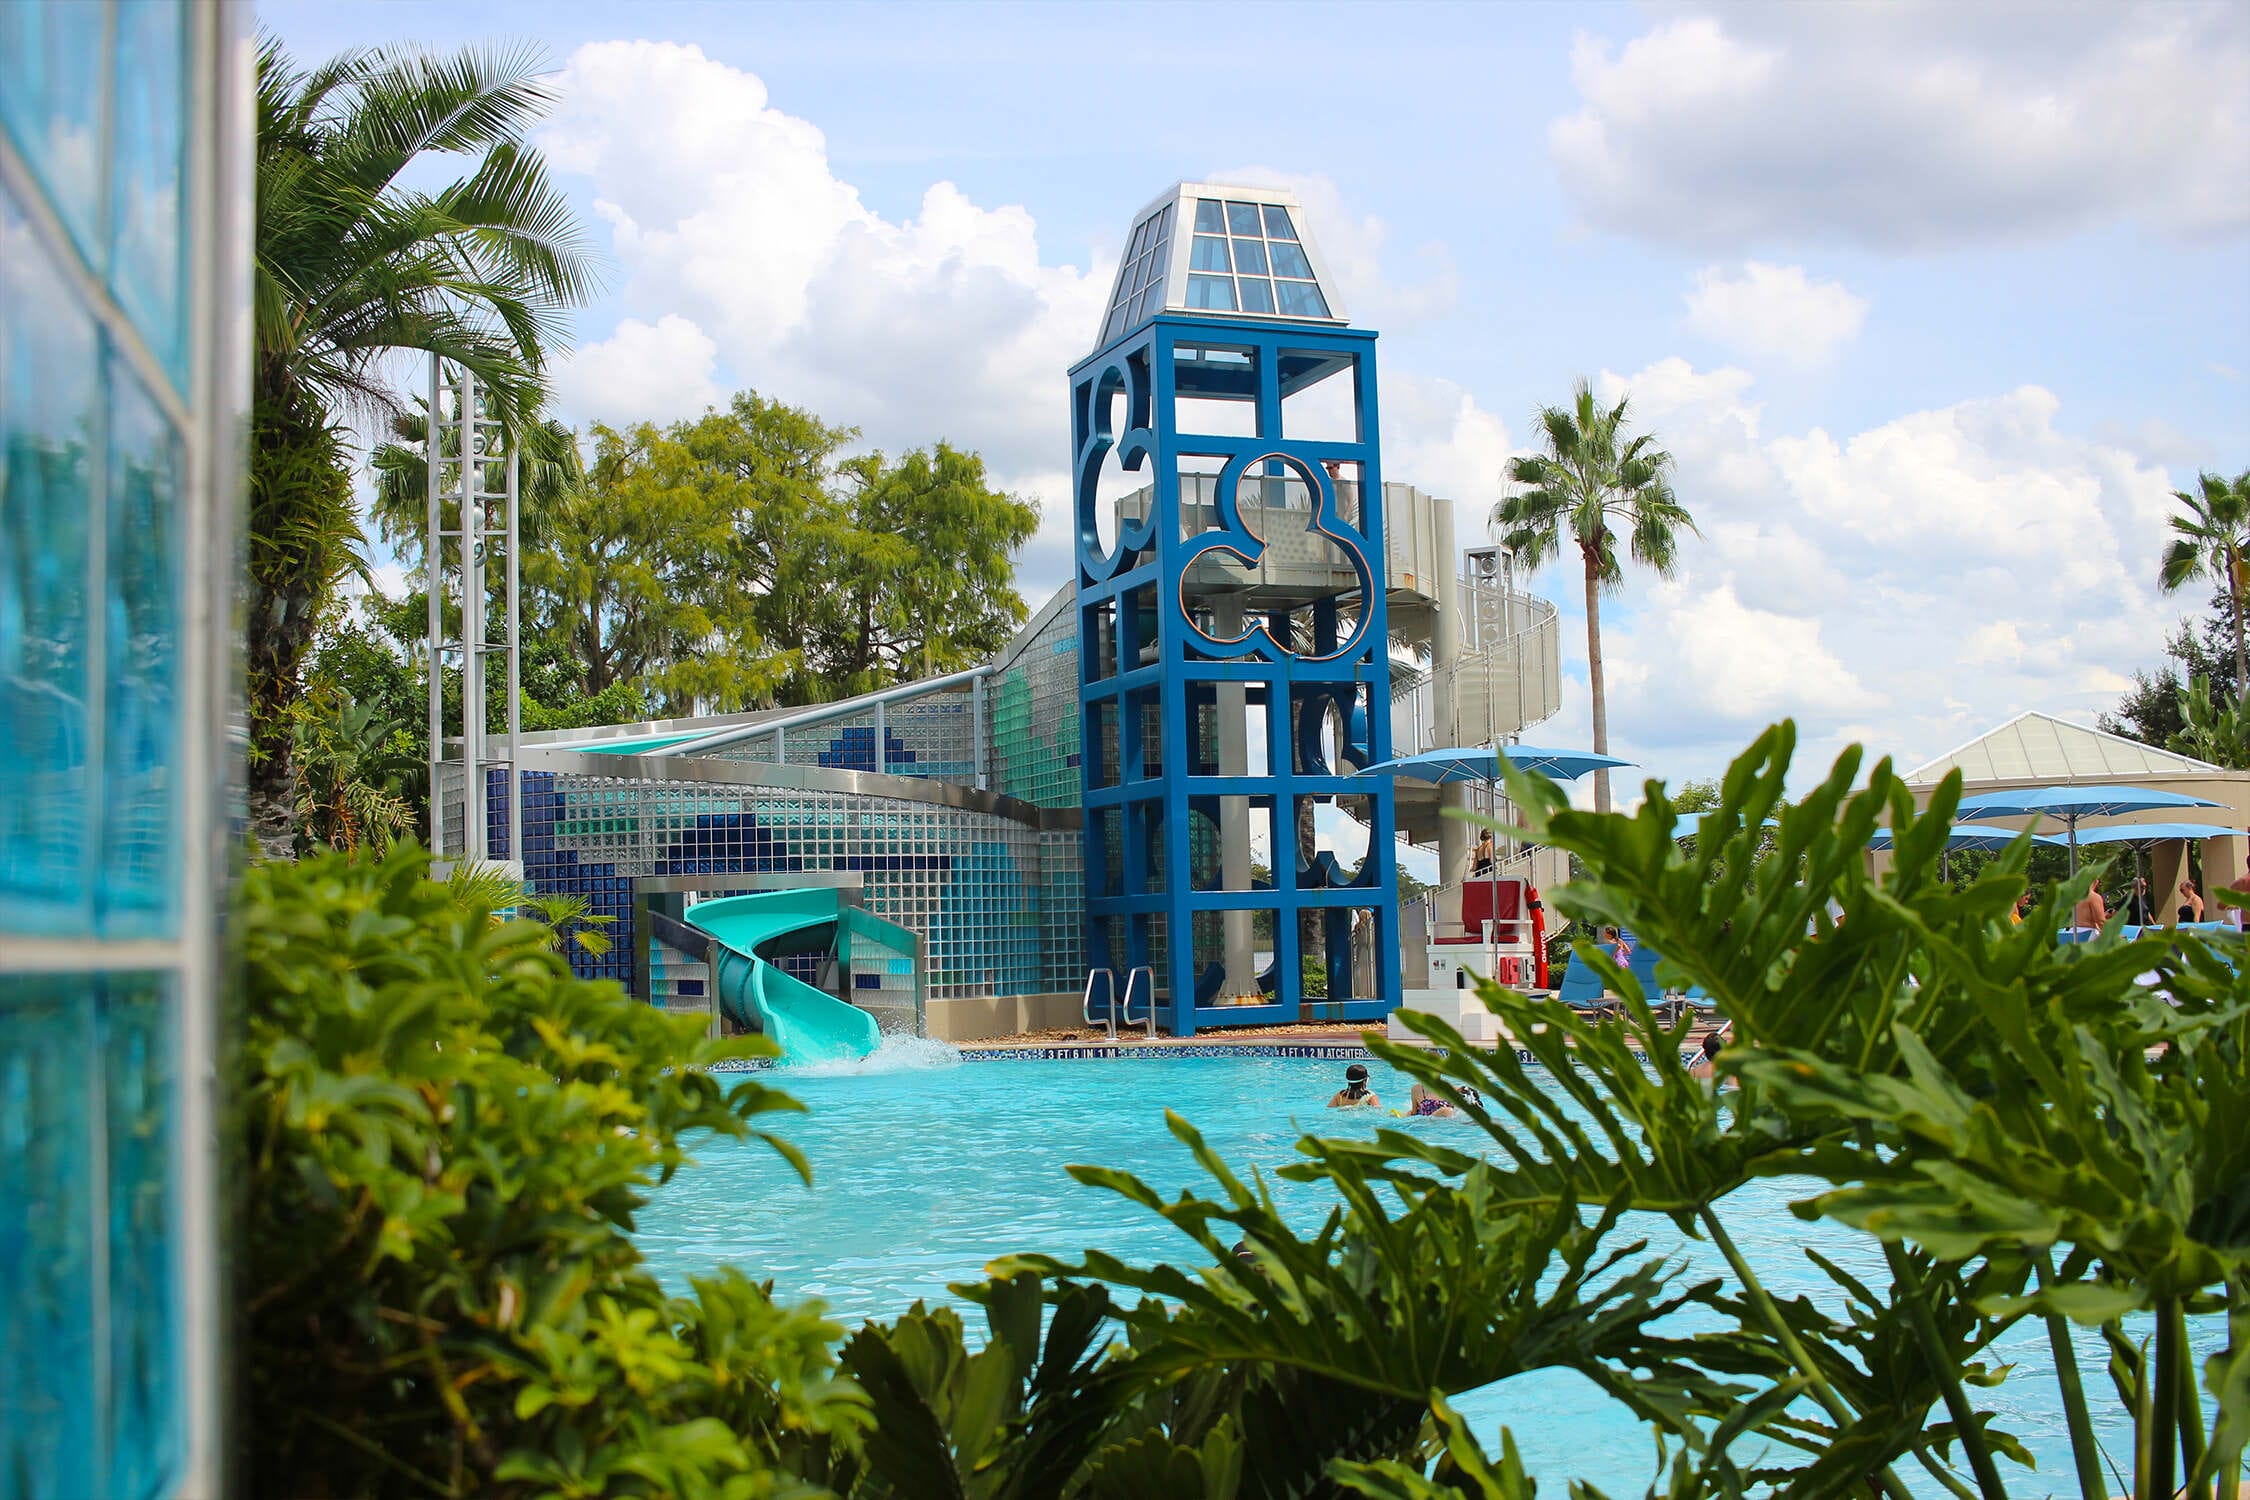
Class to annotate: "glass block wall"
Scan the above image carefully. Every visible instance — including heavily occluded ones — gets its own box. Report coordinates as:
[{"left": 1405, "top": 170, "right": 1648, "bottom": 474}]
[
  {"left": 985, "top": 591, "right": 1082, "bottom": 809},
  {"left": 504, "top": 768, "right": 1082, "bottom": 1002},
  {"left": 0, "top": 3, "right": 242, "bottom": 1495}
]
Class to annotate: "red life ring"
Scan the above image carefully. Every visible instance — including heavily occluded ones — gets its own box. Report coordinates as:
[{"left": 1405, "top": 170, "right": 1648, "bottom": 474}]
[{"left": 1527, "top": 886, "right": 1548, "bottom": 989}]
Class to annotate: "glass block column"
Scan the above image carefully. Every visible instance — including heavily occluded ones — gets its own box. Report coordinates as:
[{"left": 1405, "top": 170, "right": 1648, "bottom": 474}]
[{"left": 0, "top": 3, "right": 248, "bottom": 1494}]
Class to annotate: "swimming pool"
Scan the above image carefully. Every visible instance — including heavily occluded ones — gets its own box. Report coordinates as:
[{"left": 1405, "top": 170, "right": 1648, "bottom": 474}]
[{"left": 635, "top": 1044, "right": 2197, "bottom": 1496}]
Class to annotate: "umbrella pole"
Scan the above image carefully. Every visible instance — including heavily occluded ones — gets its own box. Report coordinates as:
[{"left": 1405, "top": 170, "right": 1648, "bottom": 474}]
[{"left": 2068, "top": 817, "right": 2079, "bottom": 878}]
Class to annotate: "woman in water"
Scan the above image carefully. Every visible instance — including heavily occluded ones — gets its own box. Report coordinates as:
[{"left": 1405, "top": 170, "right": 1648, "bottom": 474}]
[
  {"left": 1401, "top": 1082, "right": 1458, "bottom": 1118},
  {"left": 1328, "top": 1063, "right": 1381, "bottom": 1109}
]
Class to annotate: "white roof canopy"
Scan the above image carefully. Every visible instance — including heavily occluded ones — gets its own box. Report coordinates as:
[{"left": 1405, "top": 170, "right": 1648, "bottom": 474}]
[
  {"left": 1906, "top": 710, "right": 2221, "bottom": 785},
  {"left": 1094, "top": 182, "right": 1349, "bottom": 352}
]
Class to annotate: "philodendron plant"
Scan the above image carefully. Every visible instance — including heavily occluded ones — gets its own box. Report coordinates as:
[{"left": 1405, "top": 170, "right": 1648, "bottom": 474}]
[{"left": 1014, "top": 723, "right": 2246, "bottom": 1500}]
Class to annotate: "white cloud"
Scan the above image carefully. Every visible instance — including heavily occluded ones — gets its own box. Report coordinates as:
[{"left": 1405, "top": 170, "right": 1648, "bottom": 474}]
[
  {"left": 538, "top": 40, "right": 1108, "bottom": 477},
  {"left": 1685, "top": 261, "right": 1868, "bottom": 365},
  {"left": 1380, "top": 373, "right": 1516, "bottom": 516},
  {"left": 1551, "top": 5, "right": 2250, "bottom": 251},
  {"left": 553, "top": 314, "right": 723, "bottom": 426},
  {"left": 1521, "top": 359, "right": 2184, "bottom": 782},
  {"left": 534, "top": 47, "right": 1496, "bottom": 617}
]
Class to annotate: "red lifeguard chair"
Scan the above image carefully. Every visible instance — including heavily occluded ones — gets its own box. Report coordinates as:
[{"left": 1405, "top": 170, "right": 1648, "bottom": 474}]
[{"left": 1429, "top": 874, "right": 1541, "bottom": 989}]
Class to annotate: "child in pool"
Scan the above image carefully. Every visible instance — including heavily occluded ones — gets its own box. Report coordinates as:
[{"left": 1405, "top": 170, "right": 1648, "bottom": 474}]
[{"left": 1393, "top": 1082, "right": 1457, "bottom": 1119}]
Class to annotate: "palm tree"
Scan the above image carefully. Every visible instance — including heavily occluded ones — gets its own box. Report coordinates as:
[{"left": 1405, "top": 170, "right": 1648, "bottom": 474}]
[
  {"left": 1492, "top": 381, "right": 1696, "bottom": 813},
  {"left": 2159, "top": 469, "right": 2250, "bottom": 699},
  {"left": 248, "top": 37, "right": 596, "bottom": 856}
]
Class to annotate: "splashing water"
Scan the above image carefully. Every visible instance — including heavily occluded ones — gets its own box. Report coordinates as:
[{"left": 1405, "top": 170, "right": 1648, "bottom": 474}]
[{"left": 779, "top": 1031, "right": 963, "bottom": 1077}]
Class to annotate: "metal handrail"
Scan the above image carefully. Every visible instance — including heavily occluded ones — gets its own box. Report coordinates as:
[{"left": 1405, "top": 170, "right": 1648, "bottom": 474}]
[
  {"left": 1081, "top": 968, "right": 1116, "bottom": 1041},
  {"left": 1121, "top": 966, "right": 1157, "bottom": 1039}
]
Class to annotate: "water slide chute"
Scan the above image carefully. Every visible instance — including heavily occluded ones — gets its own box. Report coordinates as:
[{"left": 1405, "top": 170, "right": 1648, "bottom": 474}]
[{"left": 683, "top": 889, "right": 882, "bottom": 1064}]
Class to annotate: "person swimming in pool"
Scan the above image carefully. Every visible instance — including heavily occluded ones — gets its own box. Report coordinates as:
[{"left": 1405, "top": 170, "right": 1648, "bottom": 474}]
[
  {"left": 1688, "top": 1021, "right": 1732, "bottom": 1083},
  {"left": 1402, "top": 1082, "right": 1457, "bottom": 1118},
  {"left": 1328, "top": 1063, "right": 1381, "bottom": 1108}
]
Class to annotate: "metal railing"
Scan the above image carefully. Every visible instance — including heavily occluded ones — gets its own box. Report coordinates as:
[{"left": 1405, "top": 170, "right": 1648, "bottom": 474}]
[
  {"left": 1120, "top": 966, "right": 1157, "bottom": 1038},
  {"left": 661, "top": 665, "right": 992, "bottom": 771},
  {"left": 1389, "top": 569, "right": 1563, "bottom": 756},
  {"left": 1081, "top": 968, "right": 1117, "bottom": 1041}
]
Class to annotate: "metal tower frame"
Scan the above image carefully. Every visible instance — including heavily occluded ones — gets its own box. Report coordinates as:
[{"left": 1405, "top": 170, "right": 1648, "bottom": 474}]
[
  {"left": 423, "top": 355, "right": 522, "bottom": 870},
  {"left": 1071, "top": 311, "right": 1400, "bottom": 1037}
]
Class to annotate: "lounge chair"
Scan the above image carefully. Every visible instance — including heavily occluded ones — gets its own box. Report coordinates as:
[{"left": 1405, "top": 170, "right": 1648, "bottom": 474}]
[{"left": 1553, "top": 951, "right": 1616, "bottom": 1017}]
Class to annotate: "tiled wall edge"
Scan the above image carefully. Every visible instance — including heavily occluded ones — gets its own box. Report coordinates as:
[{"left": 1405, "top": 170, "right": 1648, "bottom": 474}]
[{"left": 703, "top": 1044, "right": 1695, "bottom": 1071}]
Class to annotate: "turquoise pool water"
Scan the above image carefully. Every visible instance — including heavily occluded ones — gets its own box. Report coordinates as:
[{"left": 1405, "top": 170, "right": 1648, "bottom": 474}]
[{"left": 636, "top": 1044, "right": 2203, "bottom": 1496}]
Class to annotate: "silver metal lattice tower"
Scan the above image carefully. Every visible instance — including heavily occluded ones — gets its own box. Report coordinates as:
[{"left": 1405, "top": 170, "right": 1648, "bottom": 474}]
[{"left": 424, "top": 355, "right": 522, "bottom": 872}]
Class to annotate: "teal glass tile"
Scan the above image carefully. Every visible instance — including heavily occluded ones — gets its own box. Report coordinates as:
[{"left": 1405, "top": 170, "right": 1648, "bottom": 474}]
[
  {"left": 0, "top": 975, "right": 101, "bottom": 1500},
  {"left": 1, "top": 186, "right": 101, "bottom": 936},
  {"left": 0, "top": 0, "right": 109, "bottom": 269},
  {"left": 109, "top": 0, "right": 191, "bottom": 389},
  {"left": 101, "top": 355, "right": 182, "bottom": 938},
  {"left": 102, "top": 973, "right": 182, "bottom": 1500}
]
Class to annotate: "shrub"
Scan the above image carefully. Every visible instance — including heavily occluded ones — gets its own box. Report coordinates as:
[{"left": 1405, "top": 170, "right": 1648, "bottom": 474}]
[{"left": 236, "top": 845, "right": 865, "bottom": 1496}]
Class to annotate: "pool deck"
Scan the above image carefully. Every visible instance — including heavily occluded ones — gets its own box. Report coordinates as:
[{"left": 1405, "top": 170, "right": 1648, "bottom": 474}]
[{"left": 960, "top": 1013, "right": 1724, "bottom": 1063}]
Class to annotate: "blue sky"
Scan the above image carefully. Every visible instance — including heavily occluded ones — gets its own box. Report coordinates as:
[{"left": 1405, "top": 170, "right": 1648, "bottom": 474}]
[{"left": 268, "top": 0, "right": 2250, "bottom": 806}]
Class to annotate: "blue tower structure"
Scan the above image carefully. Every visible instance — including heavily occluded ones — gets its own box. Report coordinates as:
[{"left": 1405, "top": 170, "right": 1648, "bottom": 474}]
[{"left": 1072, "top": 183, "right": 1400, "bottom": 1035}]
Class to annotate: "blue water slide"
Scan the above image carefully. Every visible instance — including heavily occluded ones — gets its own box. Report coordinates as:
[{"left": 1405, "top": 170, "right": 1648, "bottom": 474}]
[{"left": 683, "top": 889, "right": 883, "bottom": 1064}]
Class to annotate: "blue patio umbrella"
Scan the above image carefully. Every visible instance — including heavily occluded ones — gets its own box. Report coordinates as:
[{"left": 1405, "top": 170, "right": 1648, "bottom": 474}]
[
  {"left": 2057, "top": 821, "right": 2241, "bottom": 848},
  {"left": 1358, "top": 745, "right": 1633, "bottom": 976},
  {"left": 1952, "top": 784, "right": 2229, "bottom": 873},
  {"left": 1868, "top": 825, "right": 2065, "bottom": 853},
  {"left": 1358, "top": 744, "right": 1635, "bottom": 786}
]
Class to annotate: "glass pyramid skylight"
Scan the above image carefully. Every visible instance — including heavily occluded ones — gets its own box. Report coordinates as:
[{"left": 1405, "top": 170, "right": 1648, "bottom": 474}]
[{"left": 1095, "top": 182, "right": 1347, "bottom": 351}]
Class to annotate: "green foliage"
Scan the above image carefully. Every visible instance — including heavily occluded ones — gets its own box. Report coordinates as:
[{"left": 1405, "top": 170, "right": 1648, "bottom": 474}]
[
  {"left": 246, "top": 397, "right": 366, "bottom": 850},
  {"left": 778, "top": 443, "right": 1039, "bottom": 701},
  {"left": 289, "top": 685, "right": 422, "bottom": 854},
  {"left": 359, "top": 392, "right": 1039, "bottom": 721},
  {"left": 1324, "top": 723, "right": 2250, "bottom": 1499},
  {"left": 240, "top": 729, "right": 2250, "bottom": 1500},
  {"left": 254, "top": 36, "right": 595, "bottom": 432},
  {"left": 529, "top": 414, "right": 802, "bottom": 712},
  {"left": 521, "top": 891, "right": 617, "bottom": 959},
  {"left": 237, "top": 845, "right": 862, "bottom": 1496},
  {"left": 2168, "top": 673, "right": 2250, "bottom": 769}
]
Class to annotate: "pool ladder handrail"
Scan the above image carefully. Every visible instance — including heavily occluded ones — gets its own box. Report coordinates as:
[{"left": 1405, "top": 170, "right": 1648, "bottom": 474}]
[
  {"left": 1080, "top": 968, "right": 1117, "bottom": 1041},
  {"left": 1121, "top": 965, "right": 1157, "bottom": 1039}
]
